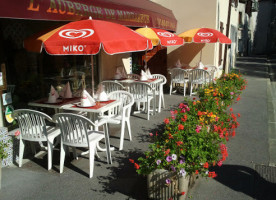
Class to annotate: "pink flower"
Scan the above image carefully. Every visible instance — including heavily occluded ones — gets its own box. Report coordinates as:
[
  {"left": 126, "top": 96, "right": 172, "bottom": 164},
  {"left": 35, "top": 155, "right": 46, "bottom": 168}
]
[
  {"left": 15, "top": 130, "right": 21, "bottom": 136},
  {"left": 217, "top": 160, "right": 223, "bottom": 167},
  {"left": 149, "top": 133, "right": 153, "bottom": 137},
  {"left": 195, "top": 125, "right": 202, "bottom": 133}
]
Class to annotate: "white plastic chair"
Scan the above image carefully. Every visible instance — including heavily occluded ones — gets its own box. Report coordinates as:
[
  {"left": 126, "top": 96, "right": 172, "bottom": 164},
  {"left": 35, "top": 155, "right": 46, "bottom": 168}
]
[
  {"left": 99, "top": 90, "right": 134, "bottom": 150},
  {"left": 189, "top": 69, "right": 211, "bottom": 96},
  {"left": 100, "top": 81, "right": 125, "bottom": 94},
  {"left": 12, "top": 109, "right": 60, "bottom": 170},
  {"left": 204, "top": 65, "right": 217, "bottom": 82},
  {"left": 128, "top": 82, "right": 155, "bottom": 120},
  {"left": 127, "top": 73, "right": 141, "bottom": 80},
  {"left": 53, "top": 113, "right": 110, "bottom": 178},
  {"left": 152, "top": 74, "right": 167, "bottom": 113},
  {"left": 169, "top": 68, "right": 189, "bottom": 96}
]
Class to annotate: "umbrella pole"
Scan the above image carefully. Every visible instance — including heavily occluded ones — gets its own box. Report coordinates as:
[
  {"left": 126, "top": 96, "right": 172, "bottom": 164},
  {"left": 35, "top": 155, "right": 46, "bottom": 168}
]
[
  {"left": 144, "top": 50, "right": 148, "bottom": 70},
  {"left": 200, "top": 49, "right": 202, "bottom": 62},
  {"left": 91, "top": 55, "right": 94, "bottom": 97}
]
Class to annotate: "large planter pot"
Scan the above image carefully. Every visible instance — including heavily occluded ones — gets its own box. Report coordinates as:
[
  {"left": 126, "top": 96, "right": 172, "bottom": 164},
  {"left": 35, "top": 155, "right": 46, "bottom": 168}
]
[{"left": 147, "top": 169, "right": 190, "bottom": 200}]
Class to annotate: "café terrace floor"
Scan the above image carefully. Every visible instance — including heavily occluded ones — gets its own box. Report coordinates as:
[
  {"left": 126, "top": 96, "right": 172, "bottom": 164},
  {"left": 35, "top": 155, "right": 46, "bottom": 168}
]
[{"left": 1, "top": 56, "right": 275, "bottom": 200}]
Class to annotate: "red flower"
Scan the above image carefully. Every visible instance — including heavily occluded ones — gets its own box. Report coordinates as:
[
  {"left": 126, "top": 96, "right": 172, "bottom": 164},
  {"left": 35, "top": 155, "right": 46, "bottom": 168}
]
[
  {"left": 230, "top": 108, "right": 233, "bottom": 112},
  {"left": 164, "top": 118, "right": 170, "bottom": 124},
  {"left": 129, "top": 159, "right": 134, "bottom": 163},
  {"left": 176, "top": 141, "right": 183, "bottom": 146},
  {"left": 208, "top": 171, "right": 217, "bottom": 178},
  {"left": 193, "top": 101, "right": 196, "bottom": 105},
  {"left": 174, "top": 110, "right": 178, "bottom": 114},
  {"left": 134, "top": 163, "right": 140, "bottom": 169},
  {"left": 178, "top": 124, "right": 184, "bottom": 130},
  {"left": 203, "top": 162, "right": 209, "bottom": 169},
  {"left": 237, "top": 113, "right": 241, "bottom": 117},
  {"left": 164, "top": 149, "right": 170, "bottom": 156},
  {"left": 195, "top": 170, "right": 199, "bottom": 175},
  {"left": 181, "top": 192, "right": 186, "bottom": 195}
]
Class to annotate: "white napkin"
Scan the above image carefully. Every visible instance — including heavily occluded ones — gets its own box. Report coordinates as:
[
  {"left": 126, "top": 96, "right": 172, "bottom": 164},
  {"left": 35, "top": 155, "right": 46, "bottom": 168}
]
[
  {"left": 48, "top": 85, "right": 59, "bottom": 103},
  {"left": 198, "top": 62, "right": 204, "bottom": 69},
  {"left": 175, "top": 59, "right": 182, "bottom": 68},
  {"left": 146, "top": 68, "right": 153, "bottom": 79},
  {"left": 59, "top": 82, "right": 72, "bottom": 98},
  {"left": 114, "top": 68, "right": 122, "bottom": 79},
  {"left": 95, "top": 84, "right": 108, "bottom": 101},
  {"left": 140, "top": 70, "right": 148, "bottom": 81},
  {"left": 81, "top": 90, "right": 96, "bottom": 107}
]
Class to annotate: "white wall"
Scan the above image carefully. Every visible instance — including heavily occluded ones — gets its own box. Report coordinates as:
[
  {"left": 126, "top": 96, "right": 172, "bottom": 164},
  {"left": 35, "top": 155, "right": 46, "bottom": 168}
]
[{"left": 152, "top": 0, "right": 217, "bottom": 68}]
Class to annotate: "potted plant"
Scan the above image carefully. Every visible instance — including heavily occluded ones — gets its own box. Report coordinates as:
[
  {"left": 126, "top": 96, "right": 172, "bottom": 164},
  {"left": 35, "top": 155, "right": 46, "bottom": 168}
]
[{"left": 130, "top": 71, "right": 246, "bottom": 200}]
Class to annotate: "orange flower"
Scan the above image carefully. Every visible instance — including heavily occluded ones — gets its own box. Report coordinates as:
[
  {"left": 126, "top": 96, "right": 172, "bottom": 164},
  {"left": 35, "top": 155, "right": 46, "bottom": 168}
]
[{"left": 129, "top": 159, "right": 134, "bottom": 163}]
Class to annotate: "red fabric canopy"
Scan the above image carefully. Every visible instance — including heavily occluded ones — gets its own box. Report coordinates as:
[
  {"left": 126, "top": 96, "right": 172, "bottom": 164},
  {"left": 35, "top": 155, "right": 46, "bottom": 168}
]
[
  {"left": 0, "top": 0, "right": 177, "bottom": 31},
  {"left": 37, "top": 19, "right": 153, "bottom": 55}
]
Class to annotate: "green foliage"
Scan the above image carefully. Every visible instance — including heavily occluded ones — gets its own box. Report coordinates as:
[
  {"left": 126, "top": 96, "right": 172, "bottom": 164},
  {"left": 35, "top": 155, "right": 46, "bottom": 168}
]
[
  {"left": 0, "top": 139, "right": 10, "bottom": 160},
  {"left": 131, "top": 70, "right": 247, "bottom": 179}
]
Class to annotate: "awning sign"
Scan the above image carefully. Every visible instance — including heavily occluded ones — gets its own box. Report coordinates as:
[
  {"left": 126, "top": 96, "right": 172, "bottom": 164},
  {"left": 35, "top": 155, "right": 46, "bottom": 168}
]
[{"left": 0, "top": 0, "right": 177, "bottom": 31}]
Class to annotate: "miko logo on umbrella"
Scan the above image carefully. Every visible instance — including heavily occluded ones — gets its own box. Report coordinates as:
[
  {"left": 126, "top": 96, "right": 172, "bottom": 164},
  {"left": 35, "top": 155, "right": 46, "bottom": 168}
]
[
  {"left": 157, "top": 32, "right": 175, "bottom": 38},
  {"left": 59, "top": 29, "right": 94, "bottom": 39},
  {"left": 197, "top": 32, "right": 214, "bottom": 37}
]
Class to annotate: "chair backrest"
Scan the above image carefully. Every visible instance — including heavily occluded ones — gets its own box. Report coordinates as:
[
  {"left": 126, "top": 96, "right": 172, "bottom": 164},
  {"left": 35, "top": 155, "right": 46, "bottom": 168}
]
[
  {"left": 53, "top": 113, "right": 95, "bottom": 147},
  {"left": 189, "top": 69, "right": 211, "bottom": 83},
  {"left": 127, "top": 73, "right": 140, "bottom": 80},
  {"left": 152, "top": 74, "right": 167, "bottom": 85},
  {"left": 170, "top": 68, "right": 189, "bottom": 82},
  {"left": 107, "top": 90, "right": 134, "bottom": 116},
  {"left": 100, "top": 81, "right": 125, "bottom": 94},
  {"left": 12, "top": 109, "right": 53, "bottom": 141},
  {"left": 128, "top": 82, "right": 153, "bottom": 101}
]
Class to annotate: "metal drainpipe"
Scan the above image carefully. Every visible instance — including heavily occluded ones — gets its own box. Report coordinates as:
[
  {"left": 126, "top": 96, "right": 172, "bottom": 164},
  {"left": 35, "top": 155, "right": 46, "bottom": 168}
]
[{"left": 222, "top": 0, "right": 233, "bottom": 73}]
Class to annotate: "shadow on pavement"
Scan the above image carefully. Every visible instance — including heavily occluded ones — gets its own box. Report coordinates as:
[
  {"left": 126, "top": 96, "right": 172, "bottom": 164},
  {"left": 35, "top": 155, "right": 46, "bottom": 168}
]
[
  {"left": 211, "top": 164, "right": 276, "bottom": 200},
  {"left": 235, "top": 56, "right": 269, "bottom": 79}
]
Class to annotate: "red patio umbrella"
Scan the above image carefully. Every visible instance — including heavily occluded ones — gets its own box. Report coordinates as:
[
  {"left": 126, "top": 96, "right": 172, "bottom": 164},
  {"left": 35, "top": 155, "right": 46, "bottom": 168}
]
[
  {"left": 178, "top": 28, "right": 231, "bottom": 44},
  {"left": 135, "top": 27, "right": 184, "bottom": 68},
  {"left": 24, "top": 18, "right": 153, "bottom": 96},
  {"left": 178, "top": 28, "right": 231, "bottom": 62}
]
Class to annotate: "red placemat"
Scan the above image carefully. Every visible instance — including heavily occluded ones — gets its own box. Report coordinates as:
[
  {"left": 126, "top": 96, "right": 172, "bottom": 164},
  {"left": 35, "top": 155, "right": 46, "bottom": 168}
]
[
  {"left": 35, "top": 97, "right": 80, "bottom": 105},
  {"left": 72, "top": 100, "right": 116, "bottom": 109}
]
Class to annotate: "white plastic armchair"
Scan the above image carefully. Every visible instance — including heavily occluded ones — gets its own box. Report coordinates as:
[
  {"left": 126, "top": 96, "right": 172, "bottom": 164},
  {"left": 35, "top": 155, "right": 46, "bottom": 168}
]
[
  {"left": 189, "top": 69, "right": 211, "bottom": 96},
  {"left": 152, "top": 74, "right": 167, "bottom": 112},
  {"left": 128, "top": 82, "right": 155, "bottom": 120},
  {"left": 12, "top": 109, "right": 60, "bottom": 170},
  {"left": 99, "top": 90, "right": 134, "bottom": 150},
  {"left": 127, "top": 73, "right": 141, "bottom": 80},
  {"left": 53, "top": 113, "right": 110, "bottom": 178},
  {"left": 169, "top": 68, "right": 189, "bottom": 96},
  {"left": 100, "top": 81, "right": 125, "bottom": 94},
  {"left": 204, "top": 65, "right": 217, "bottom": 82}
]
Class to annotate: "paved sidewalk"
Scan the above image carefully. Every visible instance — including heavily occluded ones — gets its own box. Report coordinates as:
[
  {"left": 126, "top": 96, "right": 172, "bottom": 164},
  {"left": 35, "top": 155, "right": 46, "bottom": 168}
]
[{"left": 187, "top": 56, "right": 276, "bottom": 200}]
